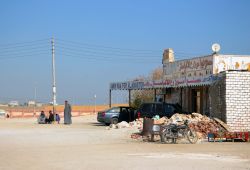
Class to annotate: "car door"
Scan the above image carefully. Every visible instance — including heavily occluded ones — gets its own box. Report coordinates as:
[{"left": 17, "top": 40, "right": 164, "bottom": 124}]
[
  {"left": 127, "top": 107, "right": 135, "bottom": 122},
  {"left": 155, "top": 103, "right": 164, "bottom": 117},
  {"left": 119, "top": 107, "right": 129, "bottom": 122},
  {"left": 163, "top": 104, "right": 175, "bottom": 117},
  {"left": 141, "top": 104, "right": 154, "bottom": 118}
]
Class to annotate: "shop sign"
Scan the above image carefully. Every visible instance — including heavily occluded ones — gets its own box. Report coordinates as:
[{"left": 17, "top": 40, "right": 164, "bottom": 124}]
[
  {"left": 110, "top": 81, "right": 145, "bottom": 90},
  {"left": 163, "top": 56, "right": 214, "bottom": 86},
  {"left": 213, "top": 55, "right": 250, "bottom": 74}
]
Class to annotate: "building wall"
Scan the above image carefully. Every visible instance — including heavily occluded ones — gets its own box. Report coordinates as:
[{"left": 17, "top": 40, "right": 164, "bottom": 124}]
[
  {"left": 202, "top": 86, "right": 210, "bottom": 114},
  {"left": 209, "top": 74, "right": 227, "bottom": 122},
  {"left": 181, "top": 88, "right": 189, "bottom": 112},
  {"left": 225, "top": 71, "right": 250, "bottom": 131},
  {"left": 210, "top": 71, "right": 250, "bottom": 131},
  {"left": 163, "top": 71, "right": 250, "bottom": 131},
  {"left": 164, "top": 88, "right": 181, "bottom": 104}
]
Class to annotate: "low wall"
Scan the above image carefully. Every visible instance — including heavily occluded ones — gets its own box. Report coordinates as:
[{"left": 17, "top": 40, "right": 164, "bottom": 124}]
[{"left": 1, "top": 104, "right": 128, "bottom": 118}]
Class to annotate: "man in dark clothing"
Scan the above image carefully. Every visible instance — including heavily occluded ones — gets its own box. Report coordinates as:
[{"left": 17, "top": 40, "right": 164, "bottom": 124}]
[
  {"left": 45, "top": 110, "right": 54, "bottom": 124},
  {"left": 64, "top": 100, "right": 72, "bottom": 124}
]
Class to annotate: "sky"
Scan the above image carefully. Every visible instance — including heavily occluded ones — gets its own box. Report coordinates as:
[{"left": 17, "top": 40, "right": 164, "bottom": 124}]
[{"left": 0, "top": 0, "right": 250, "bottom": 105}]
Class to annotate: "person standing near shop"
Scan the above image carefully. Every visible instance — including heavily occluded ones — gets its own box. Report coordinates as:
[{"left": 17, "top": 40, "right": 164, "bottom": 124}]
[{"left": 64, "top": 100, "right": 72, "bottom": 125}]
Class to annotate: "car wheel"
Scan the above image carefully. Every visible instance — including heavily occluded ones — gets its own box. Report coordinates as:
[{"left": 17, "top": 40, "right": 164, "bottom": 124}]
[{"left": 111, "top": 118, "right": 118, "bottom": 125}]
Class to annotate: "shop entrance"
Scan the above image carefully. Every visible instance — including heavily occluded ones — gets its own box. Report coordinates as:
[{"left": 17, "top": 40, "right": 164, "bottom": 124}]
[{"left": 192, "top": 89, "right": 201, "bottom": 113}]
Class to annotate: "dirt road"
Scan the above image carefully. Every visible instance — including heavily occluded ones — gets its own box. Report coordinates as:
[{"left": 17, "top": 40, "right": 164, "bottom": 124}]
[{"left": 0, "top": 115, "right": 249, "bottom": 170}]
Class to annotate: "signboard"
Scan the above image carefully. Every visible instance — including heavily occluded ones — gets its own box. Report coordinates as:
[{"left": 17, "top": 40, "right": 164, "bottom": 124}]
[
  {"left": 213, "top": 55, "right": 250, "bottom": 74},
  {"left": 110, "top": 75, "right": 221, "bottom": 90},
  {"left": 110, "top": 81, "right": 145, "bottom": 90},
  {"left": 163, "top": 55, "right": 214, "bottom": 86},
  {"left": 110, "top": 55, "right": 250, "bottom": 90}
]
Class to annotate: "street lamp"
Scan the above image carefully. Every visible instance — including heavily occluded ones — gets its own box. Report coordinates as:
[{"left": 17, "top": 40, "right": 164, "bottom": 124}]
[
  {"left": 94, "top": 94, "right": 97, "bottom": 113},
  {"left": 33, "top": 83, "right": 37, "bottom": 117}
]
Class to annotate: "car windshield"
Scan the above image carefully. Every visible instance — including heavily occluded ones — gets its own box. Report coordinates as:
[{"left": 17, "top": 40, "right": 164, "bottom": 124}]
[
  {"left": 141, "top": 104, "right": 153, "bottom": 112},
  {"left": 174, "top": 103, "right": 182, "bottom": 110},
  {"left": 106, "top": 107, "right": 120, "bottom": 113}
]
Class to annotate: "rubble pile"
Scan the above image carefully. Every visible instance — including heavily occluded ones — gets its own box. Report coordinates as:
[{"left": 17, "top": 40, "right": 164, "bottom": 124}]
[
  {"left": 189, "top": 120, "right": 222, "bottom": 139},
  {"left": 153, "top": 117, "right": 170, "bottom": 125},
  {"left": 106, "top": 119, "right": 143, "bottom": 130},
  {"left": 169, "top": 113, "right": 225, "bottom": 139},
  {"left": 106, "top": 112, "right": 228, "bottom": 140},
  {"left": 129, "top": 118, "right": 143, "bottom": 130}
]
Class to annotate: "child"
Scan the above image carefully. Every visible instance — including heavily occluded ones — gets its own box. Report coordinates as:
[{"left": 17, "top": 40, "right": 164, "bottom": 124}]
[{"left": 55, "top": 113, "right": 60, "bottom": 124}]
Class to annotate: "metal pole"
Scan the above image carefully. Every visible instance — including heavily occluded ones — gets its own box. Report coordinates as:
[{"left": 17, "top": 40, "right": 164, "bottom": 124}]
[
  {"left": 51, "top": 37, "right": 56, "bottom": 115},
  {"left": 128, "top": 90, "right": 131, "bottom": 107},
  {"left": 154, "top": 89, "right": 157, "bottom": 102},
  {"left": 94, "top": 94, "right": 96, "bottom": 113},
  {"left": 33, "top": 84, "right": 37, "bottom": 116},
  {"left": 109, "top": 89, "right": 111, "bottom": 108}
]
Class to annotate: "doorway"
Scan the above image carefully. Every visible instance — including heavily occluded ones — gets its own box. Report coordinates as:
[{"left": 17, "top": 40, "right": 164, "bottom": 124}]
[{"left": 192, "top": 89, "right": 201, "bottom": 113}]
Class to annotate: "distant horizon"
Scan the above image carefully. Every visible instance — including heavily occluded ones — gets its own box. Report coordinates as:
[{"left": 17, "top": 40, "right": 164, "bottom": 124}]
[{"left": 1, "top": 0, "right": 250, "bottom": 104}]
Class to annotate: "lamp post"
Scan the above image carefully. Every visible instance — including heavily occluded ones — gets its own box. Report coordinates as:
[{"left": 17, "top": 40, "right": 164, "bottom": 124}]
[
  {"left": 33, "top": 83, "right": 37, "bottom": 117},
  {"left": 94, "top": 94, "right": 96, "bottom": 113}
]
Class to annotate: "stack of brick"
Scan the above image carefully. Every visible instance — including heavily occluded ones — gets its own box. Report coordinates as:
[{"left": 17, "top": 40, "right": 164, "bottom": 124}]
[{"left": 169, "top": 113, "right": 225, "bottom": 139}]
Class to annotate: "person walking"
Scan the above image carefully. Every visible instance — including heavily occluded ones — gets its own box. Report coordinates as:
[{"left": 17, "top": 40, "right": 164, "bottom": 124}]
[{"left": 64, "top": 100, "right": 72, "bottom": 124}]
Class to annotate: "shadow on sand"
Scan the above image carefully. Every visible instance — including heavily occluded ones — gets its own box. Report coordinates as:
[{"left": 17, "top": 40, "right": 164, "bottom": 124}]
[{"left": 88, "top": 122, "right": 107, "bottom": 127}]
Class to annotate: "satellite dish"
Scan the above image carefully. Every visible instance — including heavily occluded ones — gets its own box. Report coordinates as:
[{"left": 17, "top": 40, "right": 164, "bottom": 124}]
[{"left": 212, "top": 43, "right": 221, "bottom": 53}]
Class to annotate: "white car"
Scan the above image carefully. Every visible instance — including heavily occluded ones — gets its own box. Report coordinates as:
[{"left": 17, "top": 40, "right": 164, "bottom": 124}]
[{"left": 0, "top": 109, "right": 6, "bottom": 118}]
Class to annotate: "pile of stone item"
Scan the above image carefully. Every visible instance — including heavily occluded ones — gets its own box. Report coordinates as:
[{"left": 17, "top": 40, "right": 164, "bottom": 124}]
[
  {"left": 106, "top": 112, "right": 229, "bottom": 140},
  {"left": 168, "top": 113, "right": 227, "bottom": 139},
  {"left": 130, "top": 113, "right": 229, "bottom": 140},
  {"left": 106, "top": 118, "right": 143, "bottom": 130}
]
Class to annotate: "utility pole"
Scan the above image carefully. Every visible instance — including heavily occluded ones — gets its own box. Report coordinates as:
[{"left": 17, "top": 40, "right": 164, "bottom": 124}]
[
  {"left": 33, "top": 83, "right": 37, "bottom": 117},
  {"left": 51, "top": 37, "right": 57, "bottom": 115}
]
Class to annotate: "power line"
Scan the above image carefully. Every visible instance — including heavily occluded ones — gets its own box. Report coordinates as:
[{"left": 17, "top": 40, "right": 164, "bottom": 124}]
[
  {"left": 56, "top": 47, "right": 161, "bottom": 60},
  {"left": 0, "top": 52, "right": 50, "bottom": 60},
  {"left": 0, "top": 49, "right": 50, "bottom": 56},
  {"left": 56, "top": 38, "right": 161, "bottom": 53},
  {"left": 56, "top": 49, "right": 160, "bottom": 61},
  {"left": 56, "top": 39, "right": 208, "bottom": 57},
  {"left": 0, "top": 44, "right": 50, "bottom": 53},
  {"left": 0, "top": 38, "right": 208, "bottom": 63},
  {"left": 56, "top": 43, "right": 160, "bottom": 56},
  {"left": 0, "top": 38, "right": 49, "bottom": 47},
  {"left": 58, "top": 53, "right": 160, "bottom": 64}
]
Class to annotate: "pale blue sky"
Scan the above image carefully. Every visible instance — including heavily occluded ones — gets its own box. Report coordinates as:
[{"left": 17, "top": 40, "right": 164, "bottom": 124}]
[{"left": 0, "top": 0, "right": 250, "bottom": 105}]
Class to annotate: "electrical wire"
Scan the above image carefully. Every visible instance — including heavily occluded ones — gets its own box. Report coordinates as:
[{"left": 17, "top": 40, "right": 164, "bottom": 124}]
[
  {"left": 56, "top": 48, "right": 161, "bottom": 61},
  {"left": 56, "top": 43, "right": 160, "bottom": 57},
  {"left": 56, "top": 38, "right": 161, "bottom": 53},
  {"left": 0, "top": 52, "right": 50, "bottom": 60},
  {"left": 0, "top": 38, "right": 208, "bottom": 62},
  {"left": 0, "top": 38, "right": 50, "bottom": 47},
  {"left": 57, "top": 53, "right": 160, "bottom": 64}
]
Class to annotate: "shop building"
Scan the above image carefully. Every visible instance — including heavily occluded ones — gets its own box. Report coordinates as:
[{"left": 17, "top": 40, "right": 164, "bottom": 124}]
[{"left": 110, "top": 48, "right": 250, "bottom": 131}]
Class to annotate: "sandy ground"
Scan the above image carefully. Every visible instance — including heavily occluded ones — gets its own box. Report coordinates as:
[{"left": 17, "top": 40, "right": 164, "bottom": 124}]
[{"left": 0, "top": 115, "right": 250, "bottom": 170}]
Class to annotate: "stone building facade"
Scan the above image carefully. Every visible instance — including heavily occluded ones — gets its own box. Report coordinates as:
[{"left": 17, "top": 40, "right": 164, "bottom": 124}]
[{"left": 210, "top": 71, "right": 250, "bottom": 131}]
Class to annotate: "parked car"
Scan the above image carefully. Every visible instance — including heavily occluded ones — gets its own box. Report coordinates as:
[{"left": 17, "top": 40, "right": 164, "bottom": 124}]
[
  {"left": 135, "top": 102, "right": 188, "bottom": 119},
  {"left": 97, "top": 106, "right": 136, "bottom": 125},
  {"left": 0, "top": 109, "right": 6, "bottom": 118}
]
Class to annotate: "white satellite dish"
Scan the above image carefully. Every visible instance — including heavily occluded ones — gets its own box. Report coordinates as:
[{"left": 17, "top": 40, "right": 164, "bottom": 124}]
[{"left": 212, "top": 43, "right": 221, "bottom": 53}]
